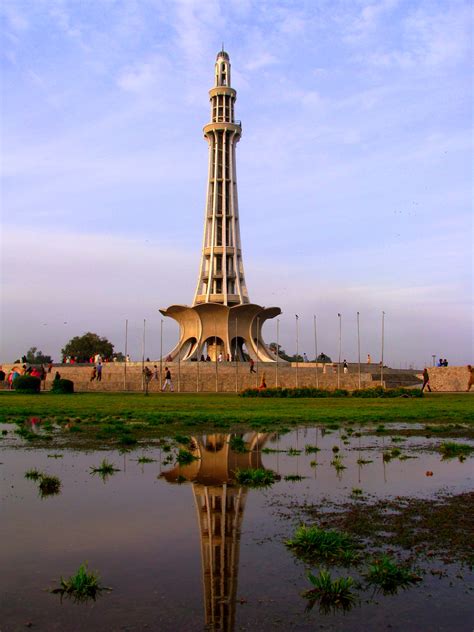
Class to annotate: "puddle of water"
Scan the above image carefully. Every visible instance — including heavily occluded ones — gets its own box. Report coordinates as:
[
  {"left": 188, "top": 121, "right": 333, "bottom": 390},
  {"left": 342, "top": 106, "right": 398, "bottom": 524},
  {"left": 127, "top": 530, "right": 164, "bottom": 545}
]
[{"left": 1, "top": 427, "right": 473, "bottom": 631}]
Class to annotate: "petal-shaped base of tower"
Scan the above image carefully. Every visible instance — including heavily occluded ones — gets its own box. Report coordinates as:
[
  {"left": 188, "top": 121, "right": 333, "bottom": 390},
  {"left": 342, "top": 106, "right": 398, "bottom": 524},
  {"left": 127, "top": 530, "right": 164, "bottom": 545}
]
[{"left": 159, "top": 303, "right": 284, "bottom": 362}]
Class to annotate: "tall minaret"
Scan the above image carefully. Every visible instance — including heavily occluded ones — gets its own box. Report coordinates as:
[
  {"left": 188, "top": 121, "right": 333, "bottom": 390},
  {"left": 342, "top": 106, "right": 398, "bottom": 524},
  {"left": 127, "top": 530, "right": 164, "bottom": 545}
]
[
  {"left": 160, "top": 51, "right": 282, "bottom": 363},
  {"left": 193, "top": 50, "right": 249, "bottom": 307}
]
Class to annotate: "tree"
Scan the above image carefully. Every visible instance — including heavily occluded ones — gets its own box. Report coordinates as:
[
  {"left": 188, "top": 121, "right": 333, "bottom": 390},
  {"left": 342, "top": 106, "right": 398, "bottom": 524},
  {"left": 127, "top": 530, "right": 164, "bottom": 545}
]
[
  {"left": 316, "top": 352, "right": 332, "bottom": 363},
  {"left": 22, "top": 347, "right": 53, "bottom": 364},
  {"left": 269, "top": 343, "right": 293, "bottom": 362},
  {"left": 61, "top": 332, "right": 115, "bottom": 363}
]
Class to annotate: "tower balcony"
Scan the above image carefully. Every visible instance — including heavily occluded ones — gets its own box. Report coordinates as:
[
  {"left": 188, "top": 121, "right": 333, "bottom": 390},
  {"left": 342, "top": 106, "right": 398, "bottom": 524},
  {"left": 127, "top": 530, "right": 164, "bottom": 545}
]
[
  {"left": 203, "top": 122, "right": 242, "bottom": 136},
  {"left": 203, "top": 246, "right": 240, "bottom": 256}
]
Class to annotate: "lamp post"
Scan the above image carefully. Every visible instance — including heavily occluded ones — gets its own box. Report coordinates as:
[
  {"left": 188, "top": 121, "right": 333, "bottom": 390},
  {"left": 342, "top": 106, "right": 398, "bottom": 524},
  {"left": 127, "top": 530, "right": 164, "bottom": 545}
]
[
  {"left": 256, "top": 316, "right": 260, "bottom": 387},
  {"left": 357, "top": 312, "right": 361, "bottom": 389},
  {"left": 276, "top": 318, "right": 280, "bottom": 388},
  {"left": 295, "top": 314, "right": 299, "bottom": 388},
  {"left": 124, "top": 318, "right": 128, "bottom": 390},
  {"left": 313, "top": 315, "right": 319, "bottom": 388},
  {"left": 380, "top": 311, "right": 385, "bottom": 387},
  {"left": 235, "top": 316, "right": 238, "bottom": 393},
  {"left": 337, "top": 313, "right": 342, "bottom": 389},
  {"left": 141, "top": 318, "right": 146, "bottom": 391},
  {"left": 160, "top": 319, "right": 163, "bottom": 390}
]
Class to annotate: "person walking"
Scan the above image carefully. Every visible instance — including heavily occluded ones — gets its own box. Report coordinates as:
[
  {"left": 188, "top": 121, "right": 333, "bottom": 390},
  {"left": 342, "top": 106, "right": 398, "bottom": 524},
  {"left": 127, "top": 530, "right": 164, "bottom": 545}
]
[
  {"left": 249, "top": 358, "right": 256, "bottom": 373},
  {"left": 421, "top": 367, "right": 431, "bottom": 392},
  {"left": 162, "top": 366, "right": 174, "bottom": 392},
  {"left": 343, "top": 360, "right": 348, "bottom": 374},
  {"left": 151, "top": 365, "right": 159, "bottom": 381},
  {"left": 90, "top": 366, "right": 97, "bottom": 382},
  {"left": 467, "top": 365, "right": 474, "bottom": 392},
  {"left": 96, "top": 362, "right": 103, "bottom": 382}
]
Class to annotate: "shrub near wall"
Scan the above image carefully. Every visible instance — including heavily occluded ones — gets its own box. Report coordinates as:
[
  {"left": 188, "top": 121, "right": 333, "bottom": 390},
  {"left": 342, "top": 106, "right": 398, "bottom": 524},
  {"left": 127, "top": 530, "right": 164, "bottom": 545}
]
[
  {"left": 240, "top": 387, "right": 350, "bottom": 398},
  {"left": 13, "top": 376, "right": 41, "bottom": 394},
  {"left": 51, "top": 379, "right": 74, "bottom": 394},
  {"left": 241, "top": 386, "right": 423, "bottom": 398}
]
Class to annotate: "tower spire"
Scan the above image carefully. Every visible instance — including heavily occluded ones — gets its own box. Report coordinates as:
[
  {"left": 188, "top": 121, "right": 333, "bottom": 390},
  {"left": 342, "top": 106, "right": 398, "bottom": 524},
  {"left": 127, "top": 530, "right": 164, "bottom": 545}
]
[
  {"left": 160, "top": 51, "right": 282, "bottom": 363},
  {"left": 193, "top": 50, "right": 248, "bottom": 306}
]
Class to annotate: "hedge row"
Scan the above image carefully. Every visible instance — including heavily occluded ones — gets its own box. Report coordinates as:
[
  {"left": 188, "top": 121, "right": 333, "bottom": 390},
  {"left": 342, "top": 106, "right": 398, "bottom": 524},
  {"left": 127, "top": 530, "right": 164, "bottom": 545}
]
[
  {"left": 240, "top": 386, "right": 422, "bottom": 398},
  {"left": 13, "top": 377, "right": 74, "bottom": 394}
]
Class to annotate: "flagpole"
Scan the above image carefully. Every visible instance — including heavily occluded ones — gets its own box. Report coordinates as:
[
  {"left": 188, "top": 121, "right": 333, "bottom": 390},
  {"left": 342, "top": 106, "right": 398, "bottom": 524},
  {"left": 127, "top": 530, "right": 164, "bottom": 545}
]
[
  {"left": 276, "top": 318, "right": 280, "bottom": 388},
  {"left": 381, "top": 311, "right": 385, "bottom": 387},
  {"left": 337, "top": 313, "right": 341, "bottom": 389},
  {"left": 357, "top": 311, "right": 361, "bottom": 389},
  {"left": 295, "top": 314, "right": 299, "bottom": 388},
  {"left": 124, "top": 318, "right": 128, "bottom": 390},
  {"left": 313, "top": 315, "right": 318, "bottom": 388}
]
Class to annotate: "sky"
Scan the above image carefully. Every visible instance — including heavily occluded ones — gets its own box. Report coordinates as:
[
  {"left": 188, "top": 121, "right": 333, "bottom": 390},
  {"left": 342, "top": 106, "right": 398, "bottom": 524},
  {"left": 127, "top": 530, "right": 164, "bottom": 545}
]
[{"left": 1, "top": 0, "right": 472, "bottom": 367}]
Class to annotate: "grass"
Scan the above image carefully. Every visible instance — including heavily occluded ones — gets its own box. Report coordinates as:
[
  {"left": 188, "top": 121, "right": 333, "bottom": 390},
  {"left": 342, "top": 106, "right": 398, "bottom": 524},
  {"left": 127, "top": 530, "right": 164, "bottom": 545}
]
[
  {"left": 176, "top": 449, "right": 198, "bottom": 465},
  {"left": 25, "top": 468, "right": 42, "bottom": 480},
  {"left": 135, "top": 455, "right": 156, "bottom": 464},
  {"left": 303, "top": 570, "right": 356, "bottom": 614},
  {"left": 439, "top": 442, "right": 474, "bottom": 459},
  {"left": 50, "top": 563, "right": 110, "bottom": 602},
  {"left": 287, "top": 447, "right": 302, "bottom": 456},
  {"left": 304, "top": 445, "right": 320, "bottom": 454},
  {"left": 285, "top": 525, "right": 358, "bottom": 564},
  {"left": 364, "top": 555, "right": 421, "bottom": 594},
  {"left": 284, "top": 474, "right": 305, "bottom": 482},
  {"left": 356, "top": 458, "right": 373, "bottom": 465},
  {"left": 235, "top": 468, "right": 278, "bottom": 487},
  {"left": 90, "top": 459, "right": 120, "bottom": 478},
  {"left": 331, "top": 455, "right": 346, "bottom": 472},
  {"left": 1, "top": 394, "right": 472, "bottom": 446},
  {"left": 38, "top": 475, "right": 61, "bottom": 497},
  {"left": 229, "top": 435, "right": 248, "bottom": 453}
]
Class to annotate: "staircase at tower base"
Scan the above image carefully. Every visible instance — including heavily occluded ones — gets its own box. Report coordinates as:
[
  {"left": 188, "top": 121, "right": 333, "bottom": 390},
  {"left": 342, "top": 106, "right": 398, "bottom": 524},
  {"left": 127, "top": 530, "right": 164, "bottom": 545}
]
[{"left": 159, "top": 303, "right": 283, "bottom": 362}]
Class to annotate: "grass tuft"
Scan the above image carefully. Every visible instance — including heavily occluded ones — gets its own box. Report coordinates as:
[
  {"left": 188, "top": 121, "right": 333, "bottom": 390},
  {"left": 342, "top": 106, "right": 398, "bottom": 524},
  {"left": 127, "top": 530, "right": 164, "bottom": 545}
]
[
  {"left": 303, "top": 570, "right": 356, "bottom": 614},
  {"left": 235, "top": 468, "right": 278, "bottom": 488},
  {"left": 38, "top": 475, "right": 61, "bottom": 497},
  {"left": 364, "top": 555, "right": 421, "bottom": 594},
  {"left": 286, "top": 525, "right": 358, "bottom": 564},
  {"left": 50, "top": 563, "right": 111, "bottom": 602},
  {"left": 25, "top": 468, "right": 42, "bottom": 481},
  {"left": 439, "top": 442, "right": 473, "bottom": 459}
]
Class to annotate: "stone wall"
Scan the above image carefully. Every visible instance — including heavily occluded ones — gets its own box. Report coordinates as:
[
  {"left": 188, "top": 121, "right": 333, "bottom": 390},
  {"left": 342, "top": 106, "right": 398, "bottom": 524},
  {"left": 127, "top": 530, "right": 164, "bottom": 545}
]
[
  {"left": 424, "top": 366, "right": 472, "bottom": 392},
  {"left": 1, "top": 363, "right": 375, "bottom": 393}
]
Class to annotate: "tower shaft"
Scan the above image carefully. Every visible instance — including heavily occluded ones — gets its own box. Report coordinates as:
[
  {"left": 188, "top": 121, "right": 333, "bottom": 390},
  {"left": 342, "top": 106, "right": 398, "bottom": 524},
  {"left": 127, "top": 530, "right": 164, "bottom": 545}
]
[{"left": 194, "top": 51, "right": 249, "bottom": 307}]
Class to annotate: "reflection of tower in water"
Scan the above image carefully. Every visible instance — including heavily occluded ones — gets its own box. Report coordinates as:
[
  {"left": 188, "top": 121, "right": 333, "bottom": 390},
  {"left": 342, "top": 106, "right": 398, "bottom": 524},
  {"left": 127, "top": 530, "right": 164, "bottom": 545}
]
[{"left": 162, "top": 433, "right": 270, "bottom": 631}]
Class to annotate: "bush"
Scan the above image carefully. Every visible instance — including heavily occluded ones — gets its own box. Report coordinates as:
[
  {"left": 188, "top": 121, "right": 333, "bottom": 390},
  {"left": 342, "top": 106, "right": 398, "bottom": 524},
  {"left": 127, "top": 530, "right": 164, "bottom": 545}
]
[
  {"left": 240, "top": 387, "right": 349, "bottom": 398},
  {"left": 14, "top": 375, "right": 41, "bottom": 394},
  {"left": 352, "top": 387, "right": 422, "bottom": 398},
  {"left": 51, "top": 379, "right": 74, "bottom": 394}
]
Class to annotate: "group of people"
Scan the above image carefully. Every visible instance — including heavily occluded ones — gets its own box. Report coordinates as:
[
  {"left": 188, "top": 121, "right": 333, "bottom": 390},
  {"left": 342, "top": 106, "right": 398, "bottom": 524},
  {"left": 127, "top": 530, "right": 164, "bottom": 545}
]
[
  {"left": 89, "top": 362, "right": 103, "bottom": 382},
  {"left": 142, "top": 365, "right": 174, "bottom": 391},
  {"left": 0, "top": 363, "right": 52, "bottom": 389},
  {"left": 437, "top": 358, "right": 449, "bottom": 367}
]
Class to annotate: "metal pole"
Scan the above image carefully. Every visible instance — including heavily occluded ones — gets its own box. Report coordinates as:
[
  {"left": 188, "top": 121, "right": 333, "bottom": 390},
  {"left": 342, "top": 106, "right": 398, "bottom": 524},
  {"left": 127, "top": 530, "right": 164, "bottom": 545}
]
[
  {"left": 357, "top": 311, "right": 361, "bottom": 389},
  {"left": 337, "top": 313, "right": 341, "bottom": 389},
  {"left": 124, "top": 318, "right": 128, "bottom": 390},
  {"left": 432, "top": 354, "right": 436, "bottom": 367},
  {"left": 313, "top": 315, "right": 319, "bottom": 388},
  {"left": 235, "top": 317, "right": 238, "bottom": 393},
  {"left": 196, "top": 347, "right": 200, "bottom": 392},
  {"left": 215, "top": 321, "right": 218, "bottom": 392},
  {"left": 295, "top": 314, "right": 299, "bottom": 388},
  {"left": 256, "top": 316, "right": 260, "bottom": 387},
  {"left": 381, "top": 311, "right": 385, "bottom": 387},
  {"left": 160, "top": 319, "right": 163, "bottom": 390},
  {"left": 141, "top": 318, "right": 146, "bottom": 391},
  {"left": 178, "top": 331, "right": 181, "bottom": 393},
  {"left": 276, "top": 318, "right": 279, "bottom": 388}
]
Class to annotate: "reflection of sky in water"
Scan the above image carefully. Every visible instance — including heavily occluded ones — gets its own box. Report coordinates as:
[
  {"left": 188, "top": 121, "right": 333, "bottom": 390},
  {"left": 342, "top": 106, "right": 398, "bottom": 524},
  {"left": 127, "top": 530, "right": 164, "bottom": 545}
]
[{"left": 0, "top": 426, "right": 472, "bottom": 631}]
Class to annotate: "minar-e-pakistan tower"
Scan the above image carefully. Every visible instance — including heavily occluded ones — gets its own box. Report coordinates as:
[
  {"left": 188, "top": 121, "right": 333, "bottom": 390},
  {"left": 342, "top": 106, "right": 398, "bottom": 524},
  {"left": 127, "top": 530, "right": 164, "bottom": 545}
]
[{"left": 160, "top": 50, "right": 281, "bottom": 362}]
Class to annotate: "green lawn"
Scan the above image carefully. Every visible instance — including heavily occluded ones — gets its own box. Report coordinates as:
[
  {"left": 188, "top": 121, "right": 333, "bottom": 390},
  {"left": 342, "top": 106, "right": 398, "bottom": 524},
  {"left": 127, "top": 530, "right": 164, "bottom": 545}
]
[{"left": 1, "top": 392, "right": 472, "bottom": 429}]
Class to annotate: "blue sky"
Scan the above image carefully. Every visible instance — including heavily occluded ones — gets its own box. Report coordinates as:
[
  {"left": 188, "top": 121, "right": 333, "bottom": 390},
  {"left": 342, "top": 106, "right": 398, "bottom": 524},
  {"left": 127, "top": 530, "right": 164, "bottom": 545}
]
[{"left": 1, "top": 0, "right": 472, "bottom": 366}]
